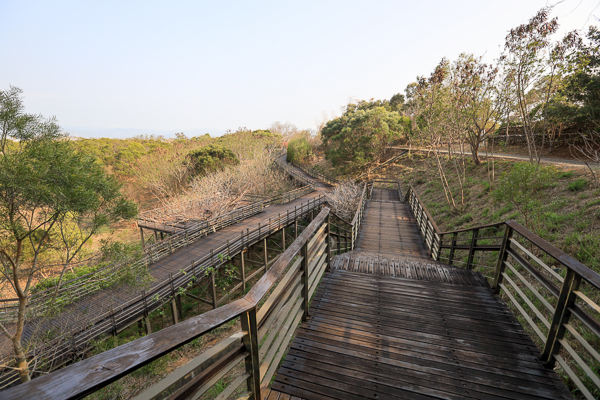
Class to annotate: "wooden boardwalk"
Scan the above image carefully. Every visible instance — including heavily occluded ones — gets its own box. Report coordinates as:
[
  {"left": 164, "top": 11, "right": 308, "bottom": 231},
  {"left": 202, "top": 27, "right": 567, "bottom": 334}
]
[
  {"left": 273, "top": 269, "right": 572, "bottom": 400},
  {"left": 1, "top": 160, "right": 332, "bottom": 362},
  {"left": 272, "top": 188, "right": 572, "bottom": 400},
  {"left": 331, "top": 251, "right": 488, "bottom": 287},
  {"left": 354, "top": 189, "right": 429, "bottom": 259}
]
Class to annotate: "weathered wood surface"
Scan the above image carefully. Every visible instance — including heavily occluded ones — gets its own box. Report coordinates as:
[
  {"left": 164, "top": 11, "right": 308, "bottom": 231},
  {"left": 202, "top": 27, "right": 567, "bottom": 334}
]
[
  {"left": 331, "top": 251, "right": 489, "bottom": 287},
  {"left": 262, "top": 387, "right": 304, "bottom": 400},
  {"left": 354, "top": 189, "right": 429, "bottom": 259},
  {"left": 273, "top": 269, "right": 573, "bottom": 400}
]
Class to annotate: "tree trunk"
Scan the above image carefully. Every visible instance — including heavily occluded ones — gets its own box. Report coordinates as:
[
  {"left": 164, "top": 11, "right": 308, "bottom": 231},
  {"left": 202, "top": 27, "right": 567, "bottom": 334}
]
[
  {"left": 13, "top": 296, "right": 30, "bottom": 383},
  {"left": 471, "top": 142, "right": 481, "bottom": 165}
]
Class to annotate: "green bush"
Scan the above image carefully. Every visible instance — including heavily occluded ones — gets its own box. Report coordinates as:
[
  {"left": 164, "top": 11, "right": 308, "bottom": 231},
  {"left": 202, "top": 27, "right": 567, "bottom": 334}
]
[
  {"left": 558, "top": 171, "right": 575, "bottom": 179},
  {"left": 287, "top": 137, "right": 314, "bottom": 163},
  {"left": 567, "top": 178, "right": 587, "bottom": 192},
  {"left": 493, "top": 163, "right": 556, "bottom": 228},
  {"left": 188, "top": 144, "right": 239, "bottom": 176}
]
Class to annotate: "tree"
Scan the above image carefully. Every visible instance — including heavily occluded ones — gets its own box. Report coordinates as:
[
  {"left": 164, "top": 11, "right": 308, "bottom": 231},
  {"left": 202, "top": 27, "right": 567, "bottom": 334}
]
[
  {"left": 0, "top": 86, "right": 137, "bottom": 382},
  {"left": 286, "top": 137, "right": 314, "bottom": 163},
  {"left": 389, "top": 93, "right": 405, "bottom": 112},
  {"left": 493, "top": 163, "right": 556, "bottom": 229},
  {"left": 500, "top": 7, "right": 579, "bottom": 163},
  {"left": 268, "top": 121, "right": 300, "bottom": 142},
  {"left": 321, "top": 100, "right": 409, "bottom": 173},
  {"left": 450, "top": 54, "right": 511, "bottom": 165},
  {"left": 188, "top": 144, "right": 239, "bottom": 176}
]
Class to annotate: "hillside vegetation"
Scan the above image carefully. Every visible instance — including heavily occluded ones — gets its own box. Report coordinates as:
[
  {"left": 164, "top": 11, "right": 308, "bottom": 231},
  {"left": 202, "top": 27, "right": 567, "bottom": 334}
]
[{"left": 388, "top": 155, "right": 600, "bottom": 273}]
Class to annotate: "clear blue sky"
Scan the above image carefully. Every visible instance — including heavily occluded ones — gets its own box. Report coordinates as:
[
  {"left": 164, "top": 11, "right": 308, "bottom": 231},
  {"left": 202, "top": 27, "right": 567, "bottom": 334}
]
[{"left": 1, "top": 0, "right": 598, "bottom": 138}]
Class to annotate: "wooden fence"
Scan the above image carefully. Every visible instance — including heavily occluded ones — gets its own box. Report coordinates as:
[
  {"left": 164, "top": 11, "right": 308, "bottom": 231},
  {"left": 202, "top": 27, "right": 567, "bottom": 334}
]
[
  {"left": 0, "top": 208, "right": 333, "bottom": 400},
  {"left": 0, "top": 194, "right": 326, "bottom": 389},
  {"left": 405, "top": 185, "right": 600, "bottom": 399},
  {"left": 289, "top": 161, "right": 340, "bottom": 186}
]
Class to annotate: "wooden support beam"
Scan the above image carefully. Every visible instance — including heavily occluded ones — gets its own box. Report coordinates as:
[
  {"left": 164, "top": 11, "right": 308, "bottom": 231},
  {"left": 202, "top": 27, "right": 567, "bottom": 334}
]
[
  {"left": 263, "top": 238, "right": 268, "bottom": 269},
  {"left": 139, "top": 226, "right": 145, "bottom": 248},
  {"left": 241, "top": 251, "right": 246, "bottom": 292}
]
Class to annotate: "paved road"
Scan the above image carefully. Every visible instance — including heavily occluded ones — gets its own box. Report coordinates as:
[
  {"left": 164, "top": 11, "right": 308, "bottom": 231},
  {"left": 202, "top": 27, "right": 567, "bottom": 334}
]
[{"left": 391, "top": 146, "right": 600, "bottom": 171}]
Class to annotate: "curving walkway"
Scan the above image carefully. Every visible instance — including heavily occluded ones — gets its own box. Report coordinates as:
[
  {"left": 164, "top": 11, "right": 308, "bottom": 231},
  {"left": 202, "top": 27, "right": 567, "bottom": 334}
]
[{"left": 0, "top": 158, "right": 333, "bottom": 382}]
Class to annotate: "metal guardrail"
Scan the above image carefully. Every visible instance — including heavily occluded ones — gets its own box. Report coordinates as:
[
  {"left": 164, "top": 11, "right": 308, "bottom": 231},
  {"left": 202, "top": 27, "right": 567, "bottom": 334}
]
[
  {"left": 1, "top": 208, "right": 333, "bottom": 400},
  {"left": 404, "top": 185, "right": 600, "bottom": 399}
]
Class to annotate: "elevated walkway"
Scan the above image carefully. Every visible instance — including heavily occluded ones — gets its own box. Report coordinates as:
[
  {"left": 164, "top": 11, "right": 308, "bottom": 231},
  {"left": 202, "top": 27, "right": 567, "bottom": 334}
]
[
  {"left": 4, "top": 169, "right": 590, "bottom": 399},
  {"left": 271, "top": 188, "right": 573, "bottom": 400},
  {"left": 354, "top": 188, "right": 429, "bottom": 258},
  {"left": 273, "top": 268, "right": 571, "bottom": 400}
]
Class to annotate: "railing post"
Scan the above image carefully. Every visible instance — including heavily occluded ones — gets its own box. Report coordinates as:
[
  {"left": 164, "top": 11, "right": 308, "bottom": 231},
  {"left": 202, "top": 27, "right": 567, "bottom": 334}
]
[
  {"left": 263, "top": 238, "right": 268, "bottom": 269},
  {"left": 433, "top": 232, "right": 441, "bottom": 261},
  {"left": 169, "top": 273, "right": 179, "bottom": 325},
  {"left": 301, "top": 241, "right": 309, "bottom": 321},
  {"left": 240, "top": 307, "right": 261, "bottom": 400},
  {"left": 492, "top": 226, "right": 513, "bottom": 294},
  {"left": 241, "top": 251, "right": 246, "bottom": 292},
  {"left": 541, "top": 268, "right": 582, "bottom": 368},
  {"left": 448, "top": 232, "right": 458, "bottom": 266},
  {"left": 466, "top": 228, "right": 479, "bottom": 270},
  {"left": 326, "top": 213, "right": 331, "bottom": 270}
]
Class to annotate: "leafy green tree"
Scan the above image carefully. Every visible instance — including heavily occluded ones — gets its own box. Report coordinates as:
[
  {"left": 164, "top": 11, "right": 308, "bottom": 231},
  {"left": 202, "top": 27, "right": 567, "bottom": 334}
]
[
  {"left": 321, "top": 101, "right": 409, "bottom": 173},
  {"left": 286, "top": 137, "right": 314, "bottom": 163},
  {"left": 188, "top": 144, "right": 239, "bottom": 176},
  {"left": 0, "top": 86, "right": 137, "bottom": 382},
  {"left": 547, "top": 26, "right": 600, "bottom": 131},
  {"left": 389, "top": 93, "right": 405, "bottom": 112}
]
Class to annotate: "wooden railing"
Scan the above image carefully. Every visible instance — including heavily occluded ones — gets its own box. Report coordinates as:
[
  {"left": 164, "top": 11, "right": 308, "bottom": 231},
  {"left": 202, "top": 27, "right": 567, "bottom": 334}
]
[
  {"left": 404, "top": 186, "right": 442, "bottom": 259},
  {"left": 138, "top": 200, "right": 266, "bottom": 233},
  {"left": 0, "top": 208, "right": 333, "bottom": 400},
  {"left": 290, "top": 161, "right": 340, "bottom": 185},
  {"left": 273, "top": 157, "right": 317, "bottom": 189},
  {"left": 0, "top": 195, "right": 326, "bottom": 389},
  {"left": 404, "top": 185, "right": 600, "bottom": 399},
  {"left": 348, "top": 182, "right": 369, "bottom": 250},
  {"left": 1, "top": 163, "right": 317, "bottom": 324}
]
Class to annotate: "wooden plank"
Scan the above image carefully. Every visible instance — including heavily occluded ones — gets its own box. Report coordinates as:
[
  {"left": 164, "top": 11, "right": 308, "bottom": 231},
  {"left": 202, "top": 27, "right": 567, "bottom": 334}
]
[{"left": 271, "top": 267, "right": 572, "bottom": 400}]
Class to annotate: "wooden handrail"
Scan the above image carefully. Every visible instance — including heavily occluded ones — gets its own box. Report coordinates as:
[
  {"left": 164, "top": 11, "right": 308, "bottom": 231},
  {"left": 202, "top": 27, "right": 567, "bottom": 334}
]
[
  {"left": 505, "top": 220, "right": 600, "bottom": 291},
  {"left": 404, "top": 185, "right": 441, "bottom": 234},
  {"left": 350, "top": 183, "right": 367, "bottom": 227},
  {"left": 438, "top": 221, "right": 506, "bottom": 236},
  {"left": 1, "top": 208, "right": 332, "bottom": 400},
  {"left": 404, "top": 183, "right": 600, "bottom": 397}
]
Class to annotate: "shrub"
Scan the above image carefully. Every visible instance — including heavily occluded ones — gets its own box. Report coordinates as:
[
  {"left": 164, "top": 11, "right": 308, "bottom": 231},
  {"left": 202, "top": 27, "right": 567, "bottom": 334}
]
[
  {"left": 558, "top": 171, "right": 575, "bottom": 179},
  {"left": 493, "top": 163, "right": 556, "bottom": 228},
  {"left": 287, "top": 137, "right": 314, "bottom": 163},
  {"left": 188, "top": 145, "right": 239, "bottom": 176},
  {"left": 567, "top": 178, "right": 587, "bottom": 192}
]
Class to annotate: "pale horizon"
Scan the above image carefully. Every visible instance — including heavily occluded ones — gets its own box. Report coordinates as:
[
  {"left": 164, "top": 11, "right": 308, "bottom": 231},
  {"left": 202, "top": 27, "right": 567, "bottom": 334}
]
[{"left": 1, "top": 0, "right": 599, "bottom": 139}]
